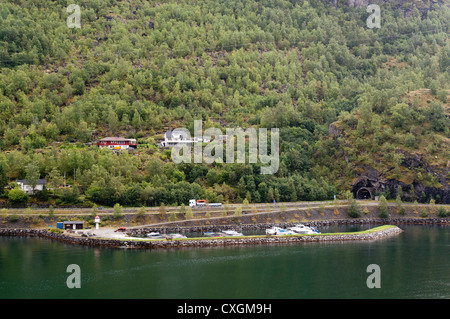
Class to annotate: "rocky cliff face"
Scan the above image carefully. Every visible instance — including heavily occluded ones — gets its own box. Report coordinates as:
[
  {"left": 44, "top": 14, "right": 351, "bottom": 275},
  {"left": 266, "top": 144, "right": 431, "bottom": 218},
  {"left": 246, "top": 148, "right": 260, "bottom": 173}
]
[
  {"left": 351, "top": 167, "right": 449, "bottom": 204},
  {"left": 328, "top": 123, "right": 449, "bottom": 204}
]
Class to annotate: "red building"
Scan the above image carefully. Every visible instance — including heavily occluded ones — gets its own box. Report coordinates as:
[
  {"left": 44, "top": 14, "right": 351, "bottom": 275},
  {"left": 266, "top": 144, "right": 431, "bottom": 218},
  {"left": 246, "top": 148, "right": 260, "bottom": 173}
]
[{"left": 96, "top": 137, "right": 137, "bottom": 150}]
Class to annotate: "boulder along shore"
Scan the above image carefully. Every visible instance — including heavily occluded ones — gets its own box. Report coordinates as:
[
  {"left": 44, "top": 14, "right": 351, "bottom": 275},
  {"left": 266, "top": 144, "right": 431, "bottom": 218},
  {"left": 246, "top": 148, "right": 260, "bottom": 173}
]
[
  {"left": 1, "top": 217, "right": 449, "bottom": 250},
  {"left": 124, "top": 217, "right": 449, "bottom": 237},
  {"left": 0, "top": 224, "right": 405, "bottom": 250}
]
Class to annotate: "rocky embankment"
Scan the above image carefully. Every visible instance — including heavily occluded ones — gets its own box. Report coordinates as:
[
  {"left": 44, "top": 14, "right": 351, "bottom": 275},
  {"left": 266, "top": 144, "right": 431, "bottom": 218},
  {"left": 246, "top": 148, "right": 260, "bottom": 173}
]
[
  {"left": 0, "top": 225, "right": 403, "bottom": 249},
  {"left": 125, "top": 217, "right": 449, "bottom": 237}
]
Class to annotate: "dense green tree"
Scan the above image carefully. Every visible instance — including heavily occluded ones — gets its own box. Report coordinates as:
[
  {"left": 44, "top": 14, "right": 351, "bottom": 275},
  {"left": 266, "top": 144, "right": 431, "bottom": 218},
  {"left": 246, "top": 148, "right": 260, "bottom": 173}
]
[
  {"left": 0, "top": 164, "right": 8, "bottom": 192},
  {"left": 25, "top": 162, "right": 40, "bottom": 195},
  {"left": 378, "top": 195, "right": 389, "bottom": 218},
  {"left": 8, "top": 189, "right": 28, "bottom": 204},
  {"left": 0, "top": 0, "right": 447, "bottom": 207},
  {"left": 348, "top": 199, "right": 362, "bottom": 218}
]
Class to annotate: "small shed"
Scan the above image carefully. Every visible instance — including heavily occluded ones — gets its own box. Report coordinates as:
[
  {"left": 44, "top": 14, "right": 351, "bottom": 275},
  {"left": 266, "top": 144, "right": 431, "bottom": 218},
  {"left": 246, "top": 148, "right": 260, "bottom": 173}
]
[{"left": 63, "top": 221, "right": 84, "bottom": 230}]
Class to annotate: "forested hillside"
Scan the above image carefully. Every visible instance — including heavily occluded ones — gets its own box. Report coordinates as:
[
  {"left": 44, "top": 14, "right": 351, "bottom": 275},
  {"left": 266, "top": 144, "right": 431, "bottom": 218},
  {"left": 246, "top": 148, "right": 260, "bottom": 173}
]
[{"left": 0, "top": 0, "right": 449, "bottom": 207}]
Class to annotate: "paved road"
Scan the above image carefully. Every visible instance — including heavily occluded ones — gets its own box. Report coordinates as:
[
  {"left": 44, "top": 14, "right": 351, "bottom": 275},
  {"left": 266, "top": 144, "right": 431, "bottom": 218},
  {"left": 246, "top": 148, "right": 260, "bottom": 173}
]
[{"left": 3, "top": 200, "right": 447, "bottom": 218}]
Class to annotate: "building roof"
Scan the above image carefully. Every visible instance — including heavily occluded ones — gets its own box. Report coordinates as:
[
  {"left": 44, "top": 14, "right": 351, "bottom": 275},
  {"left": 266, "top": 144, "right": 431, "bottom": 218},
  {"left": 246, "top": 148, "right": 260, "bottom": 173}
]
[
  {"left": 97, "top": 137, "right": 136, "bottom": 142},
  {"left": 165, "top": 129, "right": 189, "bottom": 139},
  {"left": 16, "top": 179, "right": 47, "bottom": 185},
  {"left": 63, "top": 221, "right": 84, "bottom": 224}
]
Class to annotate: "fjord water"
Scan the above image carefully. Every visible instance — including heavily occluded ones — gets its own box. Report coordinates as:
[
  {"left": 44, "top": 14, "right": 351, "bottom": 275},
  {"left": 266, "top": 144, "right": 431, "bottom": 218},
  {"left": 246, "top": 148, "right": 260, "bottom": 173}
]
[{"left": 0, "top": 225, "right": 449, "bottom": 299}]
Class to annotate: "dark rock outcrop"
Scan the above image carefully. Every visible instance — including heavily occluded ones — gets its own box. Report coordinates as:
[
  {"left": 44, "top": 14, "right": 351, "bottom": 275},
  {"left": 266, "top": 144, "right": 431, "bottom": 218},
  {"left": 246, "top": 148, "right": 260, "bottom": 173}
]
[{"left": 351, "top": 169, "right": 449, "bottom": 204}]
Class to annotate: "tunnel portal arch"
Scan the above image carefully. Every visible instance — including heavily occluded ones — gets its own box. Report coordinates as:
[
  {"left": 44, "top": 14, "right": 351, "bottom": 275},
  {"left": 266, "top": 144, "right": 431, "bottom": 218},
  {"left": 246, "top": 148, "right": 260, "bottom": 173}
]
[{"left": 355, "top": 187, "right": 374, "bottom": 200}]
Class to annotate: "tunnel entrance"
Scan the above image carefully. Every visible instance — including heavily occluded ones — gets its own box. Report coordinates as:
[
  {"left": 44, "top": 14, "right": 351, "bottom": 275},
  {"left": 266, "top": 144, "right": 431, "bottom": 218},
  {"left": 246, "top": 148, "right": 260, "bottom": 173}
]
[{"left": 355, "top": 187, "right": 373, "bottom": 200}]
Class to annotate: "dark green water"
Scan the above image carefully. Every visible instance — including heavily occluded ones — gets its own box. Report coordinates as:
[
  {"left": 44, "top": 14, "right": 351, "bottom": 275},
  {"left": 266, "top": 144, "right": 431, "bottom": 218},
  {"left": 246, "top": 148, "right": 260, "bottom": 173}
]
[{"left": 0, "top": 225, "right": 449, "bottom": 299}]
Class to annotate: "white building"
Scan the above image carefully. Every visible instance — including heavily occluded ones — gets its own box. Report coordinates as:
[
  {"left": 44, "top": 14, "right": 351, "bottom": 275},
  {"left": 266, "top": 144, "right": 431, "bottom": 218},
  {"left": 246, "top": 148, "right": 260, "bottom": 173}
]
[
  {"left": 159, "top": 129, "right": 210, "bottom": 147},
  {"left": 15, "top": 179, "right": 47, "bottom": 194}
]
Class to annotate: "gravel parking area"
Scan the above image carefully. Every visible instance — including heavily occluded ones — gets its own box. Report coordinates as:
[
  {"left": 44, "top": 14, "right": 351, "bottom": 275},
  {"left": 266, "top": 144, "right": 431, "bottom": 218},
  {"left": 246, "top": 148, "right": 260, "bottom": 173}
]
[{"left": 74, "top": 227, "right": 139, "bottom": 240}]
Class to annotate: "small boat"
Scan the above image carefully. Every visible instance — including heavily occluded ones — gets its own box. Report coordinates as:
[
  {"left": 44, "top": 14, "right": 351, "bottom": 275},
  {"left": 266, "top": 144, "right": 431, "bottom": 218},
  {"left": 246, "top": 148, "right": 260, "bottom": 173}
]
[
  {"left": 288, "top": 224, "right": 320, "bottom": 234},
  {"left": 221, "top": 230, "right": 244, "bottom": 237},
  {"left": 146, "top": 232, "right": 165, "bottom": 239},
  {"left": 167, "top": 233, "right": 187, "bottom": 239},
  {"left": 265, "top": 227, "right": 296, "bottom": 236},
  {"left": 203, "top": 232, "right": 224, "bottom": 237}
]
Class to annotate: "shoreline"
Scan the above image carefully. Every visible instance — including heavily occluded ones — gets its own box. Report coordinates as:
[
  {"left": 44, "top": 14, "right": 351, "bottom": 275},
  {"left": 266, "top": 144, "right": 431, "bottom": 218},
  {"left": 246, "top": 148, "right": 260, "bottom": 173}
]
[
  {"left": 124, "top": 216, "right": 450, "bottom": 236},
  {"left": 1, "top": 201, "right": 448, "bottom": 230},
  {"left": 0, "top": 220, "right": 414, "bottom": 249},
  {"left": 0, "top": 217, "right": 447, "bottom": 250},
  {"left": 0, "top": 225, "right": 404, "bottom": 249}
]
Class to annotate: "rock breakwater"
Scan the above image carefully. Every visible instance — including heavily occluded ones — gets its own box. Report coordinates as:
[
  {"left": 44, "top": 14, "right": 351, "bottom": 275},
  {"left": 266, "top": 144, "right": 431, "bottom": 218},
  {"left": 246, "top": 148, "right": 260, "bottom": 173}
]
[
  {"left": 0, "top": 225, "right": 403, "bottom": 249},
  {"left": 125, "top": 217, "right": 448, "bottom": 237}
]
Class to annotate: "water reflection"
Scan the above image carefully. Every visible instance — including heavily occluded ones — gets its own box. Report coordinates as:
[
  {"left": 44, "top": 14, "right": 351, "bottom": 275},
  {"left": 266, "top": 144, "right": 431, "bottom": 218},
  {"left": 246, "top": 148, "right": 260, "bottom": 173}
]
[{"left": 0, "top": 225, "right": 448, "bottom": 299}]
